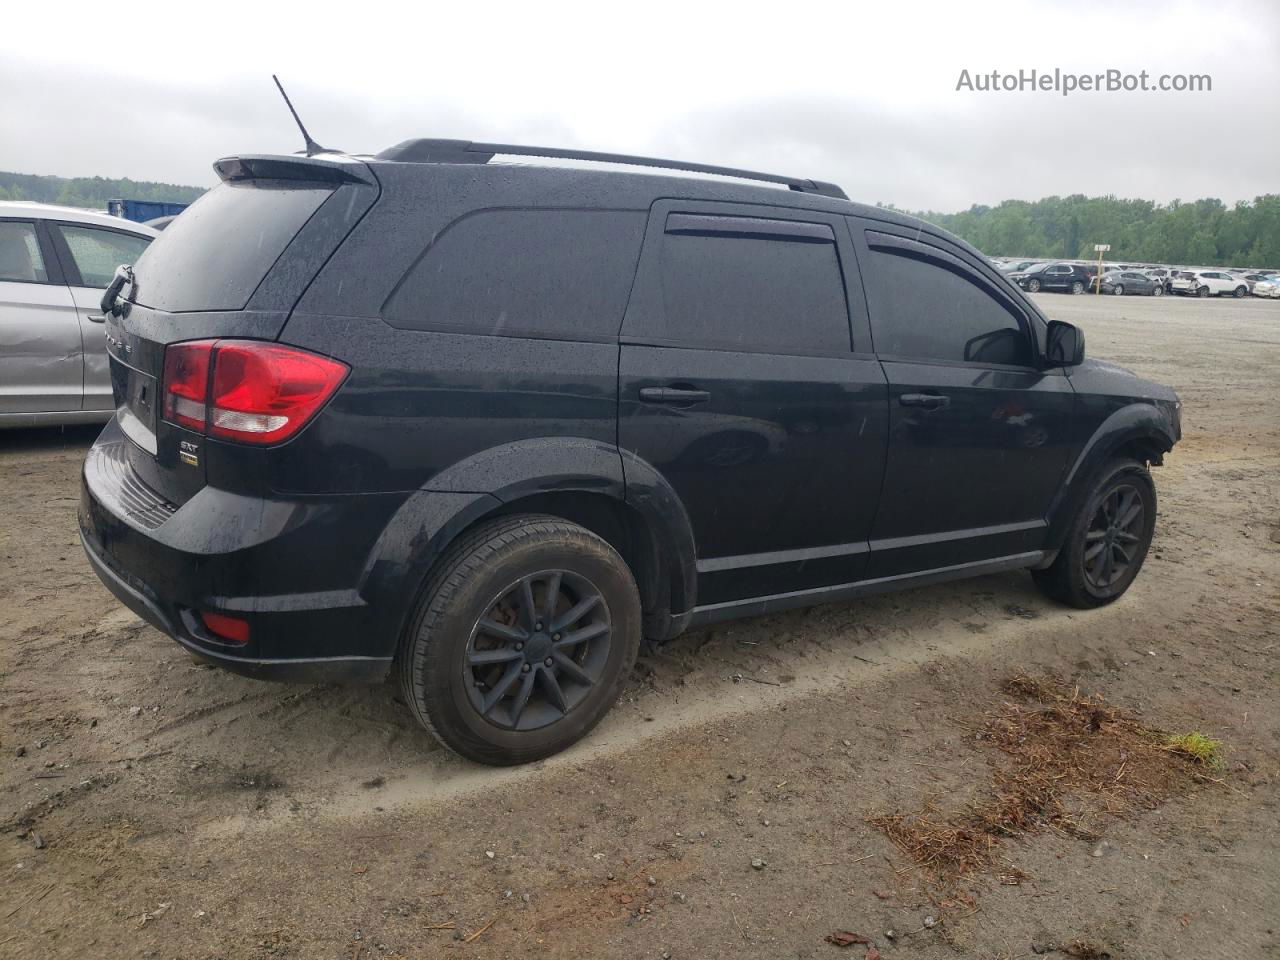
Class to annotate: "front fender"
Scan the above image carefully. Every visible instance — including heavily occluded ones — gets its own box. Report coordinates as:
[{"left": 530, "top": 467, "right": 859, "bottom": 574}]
[{"left": 1045, "top": 403, "right": 1176, "bottom": 549}]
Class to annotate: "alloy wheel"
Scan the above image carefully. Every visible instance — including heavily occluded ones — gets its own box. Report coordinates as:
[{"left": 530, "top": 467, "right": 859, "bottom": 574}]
[
  {"left": 463, "top": 570, "right": 613, "bottom": 731},
  {"left": 1082, "top": 484, "right": 1145, "bottom": 590}
]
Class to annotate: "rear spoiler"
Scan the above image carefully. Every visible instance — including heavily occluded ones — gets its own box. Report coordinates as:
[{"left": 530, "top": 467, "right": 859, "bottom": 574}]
[{"left": 213, "top": 154, "right": 374, "bottom": 186}]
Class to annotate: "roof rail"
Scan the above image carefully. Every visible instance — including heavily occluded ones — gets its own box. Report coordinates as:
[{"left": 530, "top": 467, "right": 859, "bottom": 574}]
[{"left": 373, "top": 138, "right": 848, "bottom": 200}]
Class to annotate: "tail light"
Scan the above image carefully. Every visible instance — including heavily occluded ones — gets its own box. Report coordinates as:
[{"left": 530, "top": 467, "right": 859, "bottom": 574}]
[{"left": 161, "top": 340, "right": 347, "bottom": 445}]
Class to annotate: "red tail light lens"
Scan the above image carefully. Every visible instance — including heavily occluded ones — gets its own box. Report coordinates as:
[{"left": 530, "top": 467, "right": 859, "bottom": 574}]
[
  {"left": 199, "top": 611, "right": 250, "bottom": 646},
  {"left": 161, "top": 340, "right": 347, "bottom": 446},
  {"left": 161, "top": 341, "right": 213, "bottom": 431}
]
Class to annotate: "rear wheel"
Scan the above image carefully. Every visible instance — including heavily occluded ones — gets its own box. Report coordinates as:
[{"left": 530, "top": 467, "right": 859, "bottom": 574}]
[
  {"left": 398, "top": 514, "right": 641, "bottom": 765},
  {"left": 1070, "top": 281, "right": 1085, "bottom": 295},
  {"left": 1026, "top": 278, "right": 1041, "bottom": 293},
  {"left": 1234, "top": 285, "right": 1247, "bottom": 298},
  {"left": 1032, "top": 458, "right": 1156, "bottom": 608},
  {"left": 1112, "top": 284, "right": 1124, "bottom": 296}
]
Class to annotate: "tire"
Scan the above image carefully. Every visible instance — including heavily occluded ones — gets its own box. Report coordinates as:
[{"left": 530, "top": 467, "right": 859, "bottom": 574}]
[
  {"left": 1197, "top": 285, "right": 1210, "bottom": 298},
  {"left": 1152, "top": 284, "right": 1164, "bottom": 297},
  {"left": 1032, "top": 458, "right": 1157, "bottom": 609},
  {"left": 1070, "top": 281, "right": 1085, "bottom": 295},
  {"left": 397, "top": 514, "right": 642, "bottom": 765},
  {"left": 1234, "top": 286, "right": 1247, "bottom": 298},
  {"left": 1026, "top": 278, "right": 1041, "bottom": 293},
  {"left": 1112, "top": 285, "right": 1124, "bottom": 296}
]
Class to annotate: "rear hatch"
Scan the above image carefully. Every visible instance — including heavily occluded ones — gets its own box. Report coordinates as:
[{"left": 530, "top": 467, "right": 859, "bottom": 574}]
[{"left": 104, "top": 155, "right": 378, "bottom": 506}]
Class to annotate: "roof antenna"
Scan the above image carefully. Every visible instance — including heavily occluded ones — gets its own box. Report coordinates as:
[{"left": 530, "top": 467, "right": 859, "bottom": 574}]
[{"left": 272, "top": 75, "right": 336, "bottom": 156}]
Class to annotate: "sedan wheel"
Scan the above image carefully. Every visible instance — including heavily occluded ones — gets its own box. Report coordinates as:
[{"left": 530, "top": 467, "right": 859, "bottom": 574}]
[
  {"left": 1152, "top": 285, "right": 1164, "bottom": 297},
  {"left": 1112, "top": 285, "right": 1124, "bottom": 296}
]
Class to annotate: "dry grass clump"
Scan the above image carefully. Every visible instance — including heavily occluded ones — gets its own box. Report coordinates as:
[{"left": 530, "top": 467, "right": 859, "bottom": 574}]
[{"left": 870, "top": 674, "right": 1223, "bottom": 889}]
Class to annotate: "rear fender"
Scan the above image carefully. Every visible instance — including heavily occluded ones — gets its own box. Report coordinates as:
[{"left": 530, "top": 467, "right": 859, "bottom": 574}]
[{"left": 359, "top": 437, "right": 698, "bottom": 648}]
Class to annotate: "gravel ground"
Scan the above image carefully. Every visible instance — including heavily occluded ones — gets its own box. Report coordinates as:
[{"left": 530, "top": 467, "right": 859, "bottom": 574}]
[{"left": 1, "top": 294, "right": 1277, "bottom": 959}]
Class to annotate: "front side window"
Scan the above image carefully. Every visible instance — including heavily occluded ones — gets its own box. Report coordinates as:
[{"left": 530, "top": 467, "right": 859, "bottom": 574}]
[
  {"left": 0, "top": 221, "right": 47, "bottom": 283},
  {"left": 57, "top": 225, "right": 150, "bottom": 288},
  {"left": 657, "top": 225, "right": 850, "bottom": 354},
  {"left": 866, "top": 245, "right": 1032, "bottom": 366}
]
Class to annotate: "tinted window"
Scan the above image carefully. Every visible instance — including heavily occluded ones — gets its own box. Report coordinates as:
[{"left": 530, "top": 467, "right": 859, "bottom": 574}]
[
  {"left": 658, "top": 228, "right": 850, "bottom": 354},
  {"left": 130, "top": 180, "right": 332, "bottom": 312},
  {"left": 57, "top": 225, "right": 150, "bottom": 288},
  {"left": 0, "top": 221, "right": 46, "bottom": 283},
  {"left": 866, "top": 246, "right": 1031, "bottom": 366},
  {"left": 384, "top": 209, "right": 646, "bottom": 340}
]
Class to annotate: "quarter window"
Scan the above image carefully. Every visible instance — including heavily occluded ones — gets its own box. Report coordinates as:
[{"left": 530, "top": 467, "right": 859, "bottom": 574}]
[
  {"left": 0, "top": 221, "right": 47, "bottom": 283},
  {"left": 57, "top": 225, "right": 151, "bottom": 288},
  {"left": 866, "top": 245, "right": 1031, "bottom": 366},
  {"left": 657, "top": 225, "right": 850, "bottom": 354}
]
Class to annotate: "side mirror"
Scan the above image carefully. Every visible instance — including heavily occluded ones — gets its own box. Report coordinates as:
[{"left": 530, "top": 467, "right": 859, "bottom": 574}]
[{"left": 1045, "top": 320, "right": 1085, "bottom": 367}]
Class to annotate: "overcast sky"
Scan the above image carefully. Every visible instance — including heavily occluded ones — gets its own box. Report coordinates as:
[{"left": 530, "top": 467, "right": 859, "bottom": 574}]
[{"left": 3, "top": 0, "right": 1276, "bottom": 211}]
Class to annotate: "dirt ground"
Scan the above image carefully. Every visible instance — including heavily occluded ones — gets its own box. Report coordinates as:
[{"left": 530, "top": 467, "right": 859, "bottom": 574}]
[{"left": 2, "top": 294, "right": 1277, "bottom": 960}]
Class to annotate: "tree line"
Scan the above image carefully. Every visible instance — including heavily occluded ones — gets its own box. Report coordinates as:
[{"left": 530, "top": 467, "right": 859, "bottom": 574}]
[
  {"left": 898, "top": 194, "right": 1280, "bottom": 268},
  {"left": 0, "top": 171, "right": 204, "bottom": 211}
]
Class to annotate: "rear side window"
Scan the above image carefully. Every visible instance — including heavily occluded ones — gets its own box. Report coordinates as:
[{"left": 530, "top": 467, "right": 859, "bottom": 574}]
[
  {"left": 383, "top": 209, "right": 647, "bottom": 340},
  {"left": 865, "top": 241, "right": 1031, "bottom": 366},
  {"left": 57, "top": 225, "right": 151, "bottom": 288},
  {"left": 0, "top": 221, "right": 46, "bottom": 283},
  {"left": 658, "top": 222, "right": 850, "bottom": 354},
  {"left": 130, "top": 180, "right": 332, "bottom": 312}
]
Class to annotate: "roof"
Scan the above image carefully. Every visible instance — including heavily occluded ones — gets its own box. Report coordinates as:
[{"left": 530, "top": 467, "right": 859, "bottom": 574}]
[{"left": 0, "top": 200, "right": 160, "bottom": 235}]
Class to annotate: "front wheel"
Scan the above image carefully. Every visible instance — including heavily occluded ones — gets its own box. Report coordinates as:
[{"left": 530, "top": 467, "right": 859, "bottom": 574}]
[
  {"left": 1152, "top": 284, "right": 1164, "bottom": 296},
  {"left": 1070, "top": 281, "right": 1085, "bottom": 295},
  {"left": 1032, "top": 459, "right": 1157, "bottom": 608},
  {"left": 1197, "top": 285, "right": 1211, "bottom": 298},
  {"left": 398, "top": 514, "right": 642, "bottom": 765}
]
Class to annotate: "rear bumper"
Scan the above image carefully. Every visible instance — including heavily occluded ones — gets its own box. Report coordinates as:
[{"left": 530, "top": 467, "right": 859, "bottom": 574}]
[
  {"left": 79, "top": 528, "right": 390, "bottom": 683},
  {"left": 79, "top": 419, "right": 405, "bottom": 683}
]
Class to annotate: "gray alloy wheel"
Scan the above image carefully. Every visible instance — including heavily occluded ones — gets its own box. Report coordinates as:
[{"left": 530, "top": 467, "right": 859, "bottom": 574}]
[
  {"left": 1152, "top": 284, "right": 1164, "bottom": 296},
  {"left": 1112, "top": 284, "right": 1124, "bottom": 296},
  {"left": 1197, "top": 285, "right": 1211, "bottom": 297},
  {"left": 1070, "top": 280, "right": 1085, "bottom": 295},
  {"left": 1234, "top": 286, "right": 1247, "bottom": 298},
  {"left": 1026, "top": 278, "right": 1041, "bottom": 292}
]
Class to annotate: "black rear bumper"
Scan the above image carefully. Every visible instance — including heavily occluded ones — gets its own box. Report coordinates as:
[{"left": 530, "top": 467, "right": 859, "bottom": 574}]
[{"left": 79, "top": 419, "right": 400, "bottom": 684}]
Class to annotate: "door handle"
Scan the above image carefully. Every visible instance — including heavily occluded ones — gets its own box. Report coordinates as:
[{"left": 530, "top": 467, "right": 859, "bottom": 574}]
[
  {"left": 899, "top": 392, "right": 950, "bottom": 410},
  {"left": 639, "top": 386, "right": 711, "bottom": 406},
  {"left": 87, "top": 314, "right": 107, "bottom": 324}
]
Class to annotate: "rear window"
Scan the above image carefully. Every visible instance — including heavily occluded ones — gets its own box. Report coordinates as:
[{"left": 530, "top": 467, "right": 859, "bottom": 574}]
[
  {"left": 129, "top": 180, "right": 332, "bottom": 312},
  {"left": 383, "top": 209, "right": 646, "bottom": 340}
]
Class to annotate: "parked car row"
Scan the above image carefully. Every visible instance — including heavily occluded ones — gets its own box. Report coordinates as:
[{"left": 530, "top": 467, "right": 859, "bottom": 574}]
[{"left": 993, "top": 256, "right": 1280, "bottom": 298}]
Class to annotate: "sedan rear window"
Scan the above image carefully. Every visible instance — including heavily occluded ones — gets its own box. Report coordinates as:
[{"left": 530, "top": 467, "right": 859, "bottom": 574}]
[{"left": 129, "top": 180, "right": 333, "bottom": 313}]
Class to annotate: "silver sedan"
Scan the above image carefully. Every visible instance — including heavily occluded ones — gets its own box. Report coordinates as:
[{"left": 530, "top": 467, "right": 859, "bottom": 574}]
[{"left": 1, "top": 202, "right": 156, "bottom": 427}]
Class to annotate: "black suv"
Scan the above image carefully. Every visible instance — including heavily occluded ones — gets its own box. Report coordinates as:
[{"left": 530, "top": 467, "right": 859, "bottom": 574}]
[
  {"left": 80, "top": 141, "right": 1181, "bottom": 764},
  {"left": 1015, "top": 262, "right": 1095, "bottom": 294}
]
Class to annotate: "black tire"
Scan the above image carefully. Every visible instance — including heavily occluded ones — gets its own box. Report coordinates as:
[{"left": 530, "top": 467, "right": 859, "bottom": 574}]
[
  {"left": 1112, "top": 284, "right": 1124, "bottom": 296},
  {"left": 398, "top": 514, "right": 641, "bottom": 765},
  {"left": 1197, "top": 285, "right": 1210, "bottom": 298},
  {"left": 1026, "top": 278, "right": 1041, "bottom": 293},
  {"left": 1152, "top": 284, "right": 1164, "bottom": 297},
  {"left": 1032, "top": 458, "right": 1157, "bottom": 609},
  {"left": 1070, "top": 281, "right": 1085, "bottom": 295},
  {"left": 1234, "top": 286, "right": 1247, "bottom": 298}
]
